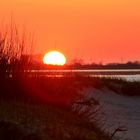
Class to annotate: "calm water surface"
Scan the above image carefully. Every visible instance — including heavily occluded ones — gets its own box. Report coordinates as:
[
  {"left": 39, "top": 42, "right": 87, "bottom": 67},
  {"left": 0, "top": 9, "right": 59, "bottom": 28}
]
[{"left": 30, "top": 69, "right": 140, "bottom": 81}]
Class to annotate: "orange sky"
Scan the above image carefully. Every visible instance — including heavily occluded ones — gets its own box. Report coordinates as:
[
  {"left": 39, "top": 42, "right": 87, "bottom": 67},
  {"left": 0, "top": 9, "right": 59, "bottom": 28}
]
[{"left": 0, "top": 0, "right": 140, "bottom": 63}]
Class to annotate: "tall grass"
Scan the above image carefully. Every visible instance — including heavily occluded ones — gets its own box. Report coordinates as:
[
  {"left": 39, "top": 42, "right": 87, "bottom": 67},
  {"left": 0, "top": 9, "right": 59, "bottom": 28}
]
[{"left": 0, "top": 21, "right": 33, "bottom": 78}]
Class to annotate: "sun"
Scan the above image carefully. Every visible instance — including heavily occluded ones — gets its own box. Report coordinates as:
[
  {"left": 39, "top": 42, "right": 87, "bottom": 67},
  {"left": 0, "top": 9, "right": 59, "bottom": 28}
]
[{"left": 43, "top": 50, "right": 66, "bottom": 65}]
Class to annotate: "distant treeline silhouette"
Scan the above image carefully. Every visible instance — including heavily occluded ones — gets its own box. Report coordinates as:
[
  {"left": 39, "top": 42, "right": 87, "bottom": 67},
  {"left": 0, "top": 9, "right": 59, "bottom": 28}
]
[
  {"left": 28, "top": 59, "right": 140, "bottom": 70},
  {"left": 19, "top": 56, "right": 140, "bottom": 70},
  {"left": 68, "top": 61, "right": 140, "bottom": 69}
]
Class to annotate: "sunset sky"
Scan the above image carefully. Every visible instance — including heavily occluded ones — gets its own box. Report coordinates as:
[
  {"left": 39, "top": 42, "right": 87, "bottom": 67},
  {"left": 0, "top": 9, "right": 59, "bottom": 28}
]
[{"left": 0, "top": 0, "right": 140, "bottom": 63}]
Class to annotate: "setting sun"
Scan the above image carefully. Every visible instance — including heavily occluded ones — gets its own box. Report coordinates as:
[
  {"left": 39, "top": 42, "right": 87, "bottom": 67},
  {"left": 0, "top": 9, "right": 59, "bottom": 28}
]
[{"left": 43, "top": 51, "right": 66, "bottom": 65}]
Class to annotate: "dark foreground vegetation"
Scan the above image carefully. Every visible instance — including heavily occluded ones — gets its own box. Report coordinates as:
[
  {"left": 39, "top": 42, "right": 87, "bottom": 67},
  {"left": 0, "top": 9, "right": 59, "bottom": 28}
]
[
  {"left": 0, "top": 76, "right": 114, "bottom": 140},
  {"left": 0, "top": 100, "right": 110, "bottom": 140},
  {"left": 0, "top": 75, "right": 140, "bottom": 140}
]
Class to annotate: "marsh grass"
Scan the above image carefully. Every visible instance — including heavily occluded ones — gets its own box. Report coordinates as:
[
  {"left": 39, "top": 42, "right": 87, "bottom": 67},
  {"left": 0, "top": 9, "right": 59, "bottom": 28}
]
[
  {"left": 0, "top": 75, "right": 116, "bottom": 140},
  {"left": 0, "top": 100, "right": 111, "bottom": 140},
  {"left": 0, "top": 76, "right": 139, "bottom": 140},
  {"left": 71, "top": 75, "right": 140, "bottom": 96},
  {"left": 99, "top": 77, "right": 140, "bottom": 96}
]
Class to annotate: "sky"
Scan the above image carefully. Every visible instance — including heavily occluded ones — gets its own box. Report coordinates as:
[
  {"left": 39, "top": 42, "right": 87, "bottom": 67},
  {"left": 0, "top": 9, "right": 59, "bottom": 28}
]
[{"left": 0, "top": 0, "right": 140, "bottom": 64}]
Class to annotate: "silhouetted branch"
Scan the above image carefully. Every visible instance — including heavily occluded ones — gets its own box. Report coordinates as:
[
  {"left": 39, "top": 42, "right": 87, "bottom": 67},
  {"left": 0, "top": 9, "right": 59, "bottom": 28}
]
[{"left": 111, "top": 126, "right": 128, "bottom": 139}]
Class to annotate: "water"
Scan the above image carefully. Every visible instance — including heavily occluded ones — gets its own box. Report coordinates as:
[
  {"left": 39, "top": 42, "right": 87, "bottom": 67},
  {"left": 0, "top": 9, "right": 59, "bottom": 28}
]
[
  {"left": 91, "top": 74, "right": 140, "bottom": 82},
  {"left": 29, "top": 69, "right": 140, "bottom": 82}
]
